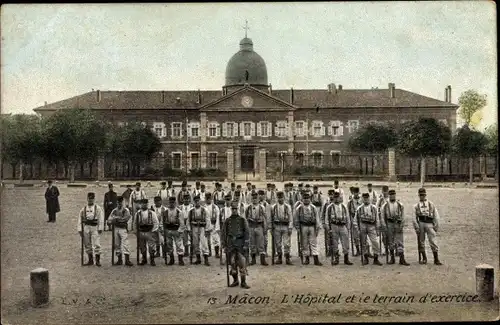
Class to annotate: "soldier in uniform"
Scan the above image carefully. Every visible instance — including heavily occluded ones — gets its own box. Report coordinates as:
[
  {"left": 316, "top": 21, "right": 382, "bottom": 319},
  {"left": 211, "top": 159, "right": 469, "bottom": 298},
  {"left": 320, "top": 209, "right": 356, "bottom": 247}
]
[
  {"left": 348, "top": 186, "right": 355, "bottom": 201},
  {"left": 213, "top": 182, "right": 226, "bottom": 210},
  {"left": 179, "top": 193, "right": 193, "bottom": 259},
  {"left": 205, "top": 193, "right": 220, "bottom": 258},
  {"left": 376, "top": 185, "right": 390, "bottom": 256},
  {"left": 121, "top": 184, "right": 133, "bottom": 209},
  {"left": 354, "top": 193, "right": 382, "bottom": 266},
  {"left": 311, "top": 186, "right": 323, "bottom": 211},
  {"left": 193, "top": 181, "right": 202, "bottom": 197},
  {"left": 270, "top": 191, "right": 294, "bottom": 265},
  {"left": 333, "top": 180, "right": 345, "bottom": 203},
  {"left": 221, "top": 201, "right": 251, "bottom": 289},
  {"left": 325, "top": 192, "right": 353, "bottom": 265},
  {"left": 233, "top": 190, "right": 246, "bottom": 216},
  {"left": 177, "top": 181, "right": 192, "bottom": 204},
  {"left": 293, "top": 192, "right": 323, "bottom": 266},
  {"left": 228, "top": 182, "right": 237, "bottom": 200},
  {"left": 347, "top": 187, "right": 362, "bottom": 256},
  {"left": 159, "top": 196, "right": 186, "bottom": 265},
  {"left": 284, "top": 183, "right": 295, "bottom": 207},
  {"left": 266, "top": 183, "right": 277, "bottom": 204},
  {"left": 167, "top": 180, "right": 176, "bottom": 198},
  {"left": 152, "top": 196, "right": 167, "bottom": 258},
  {"left": 367, "top": 183, "right": 378, "bottom": 205},
  {"left": 187, "top": 195, "right": 212, "bottom": 266},
  {"left": 380, "top": 189, "right": 409, "bottom": 266},
  {"left": 244, "top": 182, "right": 253, "bottom": 205},
  {"left": 103, "top": 183, "right": 118, "bottom": 231},
  {"left": 45, "top": 180, "right": 60, "bottom": 223},
  {"left": 294, "top": 183, "right": 304, "bottom": 204},
  {"left": 107, "top": 196, "right": 134, "bottom": 266},
  {"left": 322, "top": 189, "right": 336, "bottom": 257},
  {"left": 77, "top": 192, "right": 105, "bottom": 266},
  {"left": 136, "top": 198, "right": 159, "bottom": 266},
  {"left": 258, "top": 189, "right": 272, "bottom": 257},
  {"left": 157, "top": 181, "right": 170, "bottom": 207},
  {"left": 244, "top": 192, "right": 269, "bottom": 266},
  {"left": 198, "top": 184, "right": 208, "bottom": 206},
  {"left": 412, "top": 188, "right": 442, "bottom": 265},
  {"left": 129, "top": 182, "right": 147, "bottom": 231}
]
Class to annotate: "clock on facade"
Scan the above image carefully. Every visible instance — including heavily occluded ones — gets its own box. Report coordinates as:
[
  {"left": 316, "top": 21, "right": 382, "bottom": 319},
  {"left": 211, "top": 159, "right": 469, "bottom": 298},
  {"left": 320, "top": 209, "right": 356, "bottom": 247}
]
[{"left": 241, "top": 96, "right": 253, "bottom": 108}]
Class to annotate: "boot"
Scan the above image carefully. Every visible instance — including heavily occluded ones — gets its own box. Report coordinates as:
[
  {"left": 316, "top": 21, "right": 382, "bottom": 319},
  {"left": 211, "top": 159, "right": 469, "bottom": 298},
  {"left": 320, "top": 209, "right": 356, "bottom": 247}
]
[
  {"left": 304, "top": 256, "right": 310, "bottom": 265},
  {"left": 419, "top": 251, "right": 428, "bottom": 264},
  {"left": 95, "top": 254, "right": 101, "bottom": 267},
  {"left": 344, "top": 254, "right": 353, "bottom": 265},
  {"left": 388, "top": 250, "right": 395, "bottom": 265},
  {"left": 373, "top": 254, "right": 383, "bottom": 266},
  {"left": 276, "top": 253, "right": 283, "bottom": 265},
  {"left": 260, "top": 254, "right": 269, "bottom": 266},
  {"left": 204, "top": 255, "right": 210, "bottom": 266},
  {"left": 354, "top": 245, "right": 360, "bottom": 256},
  {"left": 313, "top": 255, "right": 323, "bottom": 266},
  {"left": 178, "top": 254, "right": 185, "bottom": 266},
  {"left": 168, "top": 253, "right": 175, "bottom": 265},
  {"left": 150, "top": 256, "right": 156, "bottom": 266},
  {"left": 124, "top": 254, "right": 134, "bottom": 266},
  {"left": 84, "top": 254, "right": 94, "bottom": 266},
  {"left": 240, "top": 275, "right": 250, "bottom": 289},
  {"left": 155, "top": 245, "right": 161, "bottom": 257},
  {"left": 285, "top": 253, "right": 293, "bottom": 265},
  {"left": 215, "top": 246, "right": 220, "bottom": 259},
  {"left": 332, "top": 254, "right": 339, "bottom": 265},
  {"left": 115, "top": 254, "right": 123, "bottom": 266},
  {"left": 229, "top": 275, "right": 239, "bottom": 287},
  {"left": 433, "top": 251, "right": 442, "bottom": 265},
  {"left": 399, "top": 253, "right": 410, "bottom": 266},
  {"left": 362, "top": 253, "right": 369, "bottom": 265},
  {"left": 139, "top": 255, "right": 148, "bottom": 265},
  {"left": 250, "top": 254, "right": 256, "bottom": 265},
  {"left": 195, "top": 254, "right": 202, "bottom": 265}
]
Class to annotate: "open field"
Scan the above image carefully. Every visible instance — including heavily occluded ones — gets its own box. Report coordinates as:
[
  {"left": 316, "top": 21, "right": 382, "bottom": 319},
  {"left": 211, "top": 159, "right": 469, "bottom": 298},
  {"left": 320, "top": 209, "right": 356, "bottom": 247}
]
[{"left": 1, "top": 184, "right": 499, "bottom": 323}]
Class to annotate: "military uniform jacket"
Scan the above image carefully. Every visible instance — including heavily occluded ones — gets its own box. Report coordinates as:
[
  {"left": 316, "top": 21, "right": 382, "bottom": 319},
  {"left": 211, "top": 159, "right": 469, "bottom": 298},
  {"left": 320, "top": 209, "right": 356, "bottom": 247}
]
[
  {"left": 108, "top": 206, "right": 132, "bottom": 229},
  {"left": 156, "top": 188, "right": 170, "bottom": 206},
  {"left": 367, "top": 190, "right": 378, "bottom": 205},
  {"left": 380, "top": 200, "right": 405, "bottom": 227},
  {"left": 244, "top": 203, "right": 267, "bottom": 230},
  {"left": 347, "top": 198, "right": 363, "bottom": 219},
  {"left": 186, "top": 206, "right": 212, "bottom": 231},
  {"left": 354, "top": 204, "right": 379, "bottom": 229},
  {"left": 130, "top": 189, "right": 147, "bottom": 207},
  {"left": 270, "top": 203, "right": 293, "bottom": 229},
  {"left": 77, "top": 204, "right": 105, "bottom": 232},
  {"left": 213, "top": 190, "right": 226, "bottom": 206},
  {"left": 311, "top": 192, "right": 323, "bottom": 208},
  {"left": 177, "top": 189, "right": 192, "bottom": 204},
  {"left": 206, "top": 203, "right": 220, "bottom": 227},
  {"left": 293, "top": 204, "right": 321, "bottom": 230},
  {"left": 324, "top": 202, "right": 350, "bottom": 231},
  {"left": 221, "top": 215, "right": 250, "bottom": 254},
  {"left": 217, "top": 204, "right": 232, "bottom": 232},
  {"left": 104, "top": 190, "right": 118, "bottom": 216},
  {"left": 45, "top": 185, "right": 60, "bottom": 214},
  {"left": 412, "top": 200, "right": 440, "bottom": 230},
  {"left": 158, "top": 207, "right": 185, "bottom": 233}
]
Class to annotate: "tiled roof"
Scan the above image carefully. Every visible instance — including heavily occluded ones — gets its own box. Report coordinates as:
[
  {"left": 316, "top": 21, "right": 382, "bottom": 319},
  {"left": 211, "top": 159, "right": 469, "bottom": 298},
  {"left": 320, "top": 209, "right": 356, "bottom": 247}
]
[{"left": 33, "top": 86, "right": 457, "bottom": 112}]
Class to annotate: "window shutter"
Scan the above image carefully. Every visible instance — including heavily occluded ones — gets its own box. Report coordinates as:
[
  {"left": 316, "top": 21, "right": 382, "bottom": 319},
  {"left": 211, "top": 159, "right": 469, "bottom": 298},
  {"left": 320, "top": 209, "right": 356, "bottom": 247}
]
[
  {"left": 187, "top": 123, "right": 192, "bottom": 138},
  {"left": 222, "top": 122, "right": 227, "bottom": 137},
  {"left": 284, "top": 121, "right": 290, "bottom": 137},
  {"left": 170, "top": 123, "right": 174, "bottom": 137},
  {"left": 257, "top": 122, "right": 262, "bottom": 136},
  {"left": 338, "top": 122, "right": 344, "bottom": 136},
  {"left": 321, "top": 122, "right": 325, "bottom": 136},
  {"left": 179, "top": 122, "right": 183, "bottom": 137},
  {"left": 233, "top": 122, "right": 238, "bottom": 137},
  {"left": 250, "top": 122, "right": 256, "bottom": 136},
  {"left": 216, "top": 123, "right": 221, "bottom": 137},
  {"left": 239, "top": 122, "right": 245, "bottom": 136}
]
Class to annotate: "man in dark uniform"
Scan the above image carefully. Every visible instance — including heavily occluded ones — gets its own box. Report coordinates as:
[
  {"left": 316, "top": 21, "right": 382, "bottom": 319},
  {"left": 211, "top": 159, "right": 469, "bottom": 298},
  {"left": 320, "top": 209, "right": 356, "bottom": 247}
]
[
  {"left": 221, "top": 201, "right": 251, "bottom": 289},
  {"left": 121, "top": 184, "right": 133, "bottom": 209},
  {"left": 45, "top": 180, "right": 60, "bottom": 222},
  {"left": 103, "top": 183, "right": 118, "bottom": 231}
]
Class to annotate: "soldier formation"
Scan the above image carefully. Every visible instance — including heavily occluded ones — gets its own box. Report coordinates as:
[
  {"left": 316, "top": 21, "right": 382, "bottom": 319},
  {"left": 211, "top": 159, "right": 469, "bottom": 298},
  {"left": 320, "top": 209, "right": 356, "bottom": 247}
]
[{"left": 77, "top": 180, "right": 443, "bottom": 288}]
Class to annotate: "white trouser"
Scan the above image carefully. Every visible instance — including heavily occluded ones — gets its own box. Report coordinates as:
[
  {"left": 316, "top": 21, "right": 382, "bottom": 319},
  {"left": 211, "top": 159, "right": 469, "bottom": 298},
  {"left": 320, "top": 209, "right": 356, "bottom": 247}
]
[
  {"left": 113, "top": 227, "right": 130, "bottom": 255},
  {"left": 83, "top": 225, "right": 101, "bottom": 255}
]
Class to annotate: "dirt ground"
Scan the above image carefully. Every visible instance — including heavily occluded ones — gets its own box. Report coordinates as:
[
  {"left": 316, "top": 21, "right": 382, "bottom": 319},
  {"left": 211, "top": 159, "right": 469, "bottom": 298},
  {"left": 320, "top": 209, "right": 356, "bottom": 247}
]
[{"left": 1, "top": 183, "right": 499, "bottom": 324}]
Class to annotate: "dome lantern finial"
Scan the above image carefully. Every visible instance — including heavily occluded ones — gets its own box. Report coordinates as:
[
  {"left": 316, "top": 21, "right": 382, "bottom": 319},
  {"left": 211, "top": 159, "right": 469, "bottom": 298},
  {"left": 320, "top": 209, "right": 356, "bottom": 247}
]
[{"left": 243, "top": 20, "right": 250, "bottom": 38}]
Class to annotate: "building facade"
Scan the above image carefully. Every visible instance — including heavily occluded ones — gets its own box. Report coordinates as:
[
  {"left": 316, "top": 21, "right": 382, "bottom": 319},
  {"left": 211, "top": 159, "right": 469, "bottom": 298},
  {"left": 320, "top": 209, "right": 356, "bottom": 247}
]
[{"left": 33, "top": 36, "right": 459, "bottom": 181}]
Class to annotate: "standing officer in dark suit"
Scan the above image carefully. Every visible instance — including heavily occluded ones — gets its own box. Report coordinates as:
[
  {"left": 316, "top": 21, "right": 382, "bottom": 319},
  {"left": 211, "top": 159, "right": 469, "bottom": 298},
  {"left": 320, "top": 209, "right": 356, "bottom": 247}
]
[
  {"left": 45, "top": 180, "right": 60, "bottom": 222},
  {"left": 103, "top": 183, "right": 118, "bottom": 231}
]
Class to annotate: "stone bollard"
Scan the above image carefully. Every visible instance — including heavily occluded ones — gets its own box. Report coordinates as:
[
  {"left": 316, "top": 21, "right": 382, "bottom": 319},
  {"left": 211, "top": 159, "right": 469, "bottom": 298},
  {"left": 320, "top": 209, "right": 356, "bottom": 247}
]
[
  {"left": 476, "top": 264, "right": 495, "bottom": 301},
  {"left": 30, "top": 268, "right": 49, "bottom": 307}
]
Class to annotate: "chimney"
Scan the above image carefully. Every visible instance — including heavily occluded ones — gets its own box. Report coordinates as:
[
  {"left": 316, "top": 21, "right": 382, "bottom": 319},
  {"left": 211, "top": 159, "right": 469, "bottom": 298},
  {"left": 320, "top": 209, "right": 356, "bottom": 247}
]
[
  {"left": 338, "top": 85, "right": 343, "bottom": 91},
  {"left": 447, "top": 85, "right": 452, "bottom": 103},
  {"left": 96, "top": 89, "right": 101, "bottom": 102},
  {"left": 198, "top": 89, "right": 202, "bottom": 104},
  {"left": 445, "top": 87, "right": 449, "bottom": 102},
  {"left": 328, "top": 83, "right": 336, "bottom": 93},
  {"left": 389, "top": 83, "right": 395, "bottom": 98},
  {"left": 44, "top": 101, "right": 47, "bottom": 106},
  {"left": 290, "top": 87, "right": 294, "bottom": 104},
  {"left": 268, "top": 83, "right": 272, "bottom": 95},
  {"left": 176, "top": 97, "right": 181, "bottom": 105},
  {"left": 161, "top": 91, "right": 165, "bottom": 103}
]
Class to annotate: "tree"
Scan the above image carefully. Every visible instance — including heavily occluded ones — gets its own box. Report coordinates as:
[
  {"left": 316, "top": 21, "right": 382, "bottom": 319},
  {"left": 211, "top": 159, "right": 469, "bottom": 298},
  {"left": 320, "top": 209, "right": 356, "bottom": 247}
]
[
  {"left": 348, "top": 123, "right": 398, "bottom": 153},
  {"left": 119, "top": 122, "right": 161, "bottom": 177},
  {"left": 484, "top": 123, "right": 498, "bottom": 155},
  {"left": 452, "top": 125, "right": 488, "bottom": 184},
  {"left": 458, "top": 90, "right": 487, "bottom": 129},
  {"left": 397, "top": 118, "right": 452, "bottom": 186},
  {"left": 43, "top": 108, "right": 107, "bottom": 182},
  {"left": 1, "top": 114, "right": 43, "bottom": 180}
]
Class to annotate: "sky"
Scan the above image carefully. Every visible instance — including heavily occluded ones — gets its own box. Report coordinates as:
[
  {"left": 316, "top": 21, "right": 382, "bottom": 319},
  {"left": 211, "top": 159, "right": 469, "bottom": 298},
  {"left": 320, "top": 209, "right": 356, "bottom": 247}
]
[{"left": 1, "top": 2, "right": 497, "bottom": 129}]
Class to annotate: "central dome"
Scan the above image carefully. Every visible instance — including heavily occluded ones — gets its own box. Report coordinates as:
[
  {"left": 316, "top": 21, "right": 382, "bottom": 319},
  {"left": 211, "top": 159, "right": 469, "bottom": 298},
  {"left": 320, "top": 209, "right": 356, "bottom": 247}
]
[{"left": 225, "top": 37, "right": 268, "bottom": 87}]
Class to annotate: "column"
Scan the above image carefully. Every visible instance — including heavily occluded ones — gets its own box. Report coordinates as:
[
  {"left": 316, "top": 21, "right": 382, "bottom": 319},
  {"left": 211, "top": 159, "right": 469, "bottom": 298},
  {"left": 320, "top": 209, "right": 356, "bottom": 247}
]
[
  {"left": 259, "top": 149, "right": 267, "bottom": 181},
  {"left": 200, "top": 112, "right": 207, "bottom": 168},
  {"left": 227, "top": 149, "right": 234, "bottom": 181},
  {"left": 97, "top": 156, "right": 105, "bottom": 181},
  {"left": 388, "top": 148, "right": 396, "bottom": 181}
]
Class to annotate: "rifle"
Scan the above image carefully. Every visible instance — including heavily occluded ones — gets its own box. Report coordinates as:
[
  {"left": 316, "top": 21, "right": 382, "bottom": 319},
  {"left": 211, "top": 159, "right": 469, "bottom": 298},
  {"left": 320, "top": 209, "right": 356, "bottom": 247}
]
[
  {"left": 384, "top": 216, "right": 389, "bottom": 263},
  {"left": 136, "top": 211, "right": 140, "bottom": 264},
  {"left": 417, "top": 231, "right": 423, "bottom": 264},
  {"left": 328, "top": 214, "right": 334, "bottom": 266},
  {"left": 348, "top": 202, "right": 354, "bottom": 256},
  {"left": 80, "top": 219, "right": 84, "bottom": 266},
  {"left": 219, "top": 210, "right": 224, "bottom": 266},
  {"left": 357, "top": 213, "right": 364, "bottom": 265},
  {"left": 297, "top": 223, "right": 303, "bottom": 265},
  {"left": 225, "top": 220, "right": 230, "bottom": 287},
  {"left": 208, "top": 231, "right": 212, "bottom": 257},
  {"left": 111, "top": 222, "right": 116, "bottom": 265},
  {"left": 163, "top": 220, "right": 167, "bottom": 263},
  {"left": 189, "top": 212, "right": 194, "bottom": 264},
  {"left": 271, "top": 206, "right": 275, "bottom": 265}
]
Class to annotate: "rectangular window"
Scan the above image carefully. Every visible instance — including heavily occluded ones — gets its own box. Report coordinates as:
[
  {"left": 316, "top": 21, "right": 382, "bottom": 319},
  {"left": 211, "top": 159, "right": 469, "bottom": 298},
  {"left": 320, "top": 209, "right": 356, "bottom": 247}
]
[
  {"left": 172, "top": 123, "right": 182, "bottom": 137},
  {"left": 191, "top": 125, "right": 199, "bottom": 137},
  {"left": 313, "top": 122, "right": 322, "bottom": 137},
  {"left": 276, "top": 122, "right": 287, "bottom": 137},
  {"left": 244, "top": 122, "right": 251, "bottom": 136},
  {"left": 295, "top": 121, "right": 304, "bottom": 137},
  {"left": 312, "top": 152, "right": 323, "bottom": 166},
  {"left": 191, "top": 153, "right": 200, "bottom": 169},
  {"left": 154, "top": 126, "right": 163, "bottom": 138},
  {"left": 347, "top": 120, "right": 359, "bottom": 133},
  {"left": 208, "top": 152, "right": 217, "bottom": 168},
  {"left": 330, "top": 151, "right": 340, "bottom": 166},
  {"left": 172, "top": 153, "right": 181, "bottom": 169},
  {"left": 209, "top": 125, "right": 217, "bottom": 137},
  {"left": 330, "top": 121, "right": 342, "bottom": 136},
  {"left": 227, "top": 123, "right": 234, "bottom": 137},
  {"left": 260, "top": 122, "right": 269, "bottom": 137},
  {"left": 295, "top": 152, "right": 305, "bottom": 166}
]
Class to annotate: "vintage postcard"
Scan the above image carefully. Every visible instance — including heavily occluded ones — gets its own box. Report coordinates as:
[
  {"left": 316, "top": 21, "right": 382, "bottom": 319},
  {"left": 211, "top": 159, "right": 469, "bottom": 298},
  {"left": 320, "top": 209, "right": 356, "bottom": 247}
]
[{"left": 1, "top": 2, "right": 498, "bottom": 324}]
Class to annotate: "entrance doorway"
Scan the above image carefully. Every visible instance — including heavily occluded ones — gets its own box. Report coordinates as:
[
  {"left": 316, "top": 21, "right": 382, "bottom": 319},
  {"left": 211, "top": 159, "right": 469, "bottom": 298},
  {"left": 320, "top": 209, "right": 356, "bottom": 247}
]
[{"left": 240, "top": 147, "right": 255, "bottom": 172}]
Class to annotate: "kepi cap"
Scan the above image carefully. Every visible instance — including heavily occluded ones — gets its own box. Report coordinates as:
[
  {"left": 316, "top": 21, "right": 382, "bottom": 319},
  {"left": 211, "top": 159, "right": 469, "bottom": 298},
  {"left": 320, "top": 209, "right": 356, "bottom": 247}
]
[
  {"left": 362, "top": 193, "right": 370, "bottom": 198},
  {"left": 418, "top": 188, "right": 426, "bottom": 195},
  {"left": 388, "top": 189, "right": 396, "bottom": 195},
  {"left": 87, "top": 192, "right": 95, "bottom": 199}
]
